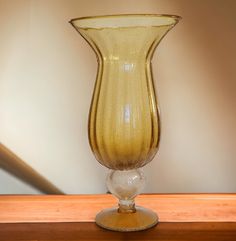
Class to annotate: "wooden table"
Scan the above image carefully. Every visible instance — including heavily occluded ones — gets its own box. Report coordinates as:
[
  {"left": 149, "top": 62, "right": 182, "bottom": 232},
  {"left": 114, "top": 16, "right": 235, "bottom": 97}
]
[{"left": 0, "top": 194, "right": 236, "bottom": 240}]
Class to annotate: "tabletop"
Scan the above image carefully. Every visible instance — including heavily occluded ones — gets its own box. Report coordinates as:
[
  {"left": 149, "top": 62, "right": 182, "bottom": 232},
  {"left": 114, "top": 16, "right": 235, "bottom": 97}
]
[{"left": 0, "top": 194, "right": 236, "bottom": 240}]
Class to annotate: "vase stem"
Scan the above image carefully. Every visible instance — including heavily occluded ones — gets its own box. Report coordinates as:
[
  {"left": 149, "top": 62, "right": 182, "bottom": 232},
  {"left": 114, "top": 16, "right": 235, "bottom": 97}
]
[{"left": 118, "top": 199, "right": 136, "bottom": 213}]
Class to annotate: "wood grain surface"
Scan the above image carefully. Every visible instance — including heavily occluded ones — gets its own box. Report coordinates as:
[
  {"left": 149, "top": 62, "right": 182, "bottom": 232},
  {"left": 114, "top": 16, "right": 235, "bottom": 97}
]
[
  {"left": 0, "top": 222, "right": 236, "bottom": 241},
  {"left": 0, "top": 194, "right": 236, "bottom": 223}
]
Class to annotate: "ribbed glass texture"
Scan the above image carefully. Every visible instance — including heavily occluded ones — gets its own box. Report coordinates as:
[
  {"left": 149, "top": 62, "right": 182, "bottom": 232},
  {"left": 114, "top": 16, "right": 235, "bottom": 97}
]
[{"left": 71, "top": 15, "right": 180, "bottom": 170}]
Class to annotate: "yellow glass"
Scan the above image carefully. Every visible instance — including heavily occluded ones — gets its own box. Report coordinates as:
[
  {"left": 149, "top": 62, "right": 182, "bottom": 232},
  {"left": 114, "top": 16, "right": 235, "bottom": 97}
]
[{"left": 70, "top": 14, "right": 181, "bottom": 231}]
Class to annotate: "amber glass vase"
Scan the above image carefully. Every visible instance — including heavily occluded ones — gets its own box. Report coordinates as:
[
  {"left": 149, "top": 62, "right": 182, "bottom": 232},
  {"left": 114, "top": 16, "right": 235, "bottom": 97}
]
[{"left": 70, "top": 14, "right": 181, "bottom": 231}]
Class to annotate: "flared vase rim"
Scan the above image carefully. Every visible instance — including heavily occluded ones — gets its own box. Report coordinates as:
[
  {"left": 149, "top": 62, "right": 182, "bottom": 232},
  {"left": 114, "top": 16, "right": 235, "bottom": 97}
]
[{"left": 69, "top": 14, "right": 182, "bottom": 29}]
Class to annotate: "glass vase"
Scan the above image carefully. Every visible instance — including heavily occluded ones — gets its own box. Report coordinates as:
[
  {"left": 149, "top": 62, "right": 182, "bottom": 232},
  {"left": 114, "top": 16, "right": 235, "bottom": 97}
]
[{"left": 70, "top": 14, "right": 181, "bottom": 232}]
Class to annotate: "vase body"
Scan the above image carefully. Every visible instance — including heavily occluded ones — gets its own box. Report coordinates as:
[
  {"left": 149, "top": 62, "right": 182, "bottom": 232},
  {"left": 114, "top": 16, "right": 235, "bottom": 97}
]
[{"left": 70, "top": 14, "right": 180, "bottom": 231}]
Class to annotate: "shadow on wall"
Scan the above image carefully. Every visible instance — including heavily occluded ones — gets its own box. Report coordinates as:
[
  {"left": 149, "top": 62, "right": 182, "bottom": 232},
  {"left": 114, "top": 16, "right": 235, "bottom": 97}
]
[{"left": 146, "top": 0, "right": 236, "bottom": 193}]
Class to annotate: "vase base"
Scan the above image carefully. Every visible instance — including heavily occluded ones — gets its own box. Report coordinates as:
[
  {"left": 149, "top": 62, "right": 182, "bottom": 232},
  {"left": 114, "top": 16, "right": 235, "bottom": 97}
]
[{"left": 95, "top": 206, "right": 158, "bottom": 232}]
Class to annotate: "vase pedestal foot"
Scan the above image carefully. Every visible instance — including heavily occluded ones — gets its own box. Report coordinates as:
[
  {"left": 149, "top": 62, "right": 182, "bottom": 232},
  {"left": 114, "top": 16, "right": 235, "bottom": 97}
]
[{"left": 95, "top": 206, "right": 158, "bottom": 232}]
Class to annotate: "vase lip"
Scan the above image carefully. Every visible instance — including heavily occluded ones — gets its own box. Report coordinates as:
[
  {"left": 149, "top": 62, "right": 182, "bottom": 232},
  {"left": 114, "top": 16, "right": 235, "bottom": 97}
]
[{"left": 69, "top": 13, "right": 181, "bottom": 29}]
